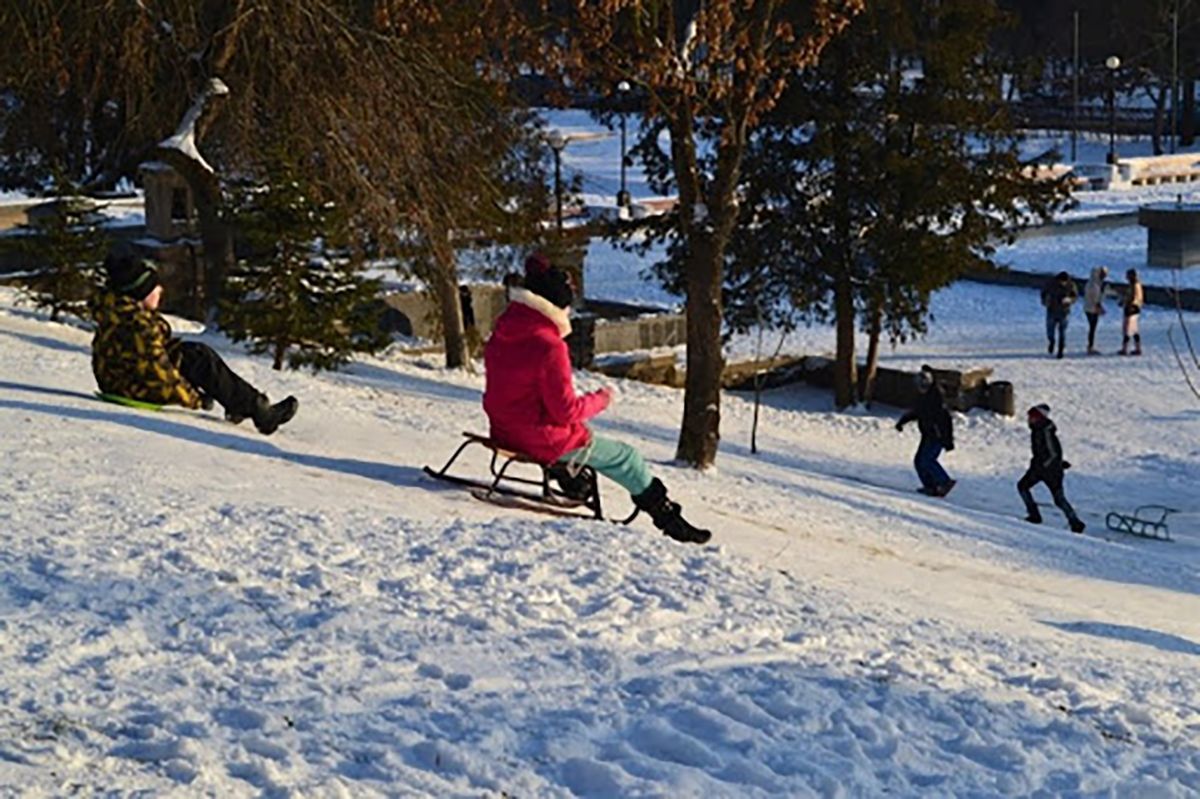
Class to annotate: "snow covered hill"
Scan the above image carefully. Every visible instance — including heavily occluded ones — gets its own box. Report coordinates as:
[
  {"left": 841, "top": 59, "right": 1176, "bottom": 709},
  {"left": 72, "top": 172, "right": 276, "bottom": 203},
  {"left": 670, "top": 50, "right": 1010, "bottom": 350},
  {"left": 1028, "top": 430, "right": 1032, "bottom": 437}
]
[{"left": 2, "top": 279, "right": 1198, "bottom": 797}]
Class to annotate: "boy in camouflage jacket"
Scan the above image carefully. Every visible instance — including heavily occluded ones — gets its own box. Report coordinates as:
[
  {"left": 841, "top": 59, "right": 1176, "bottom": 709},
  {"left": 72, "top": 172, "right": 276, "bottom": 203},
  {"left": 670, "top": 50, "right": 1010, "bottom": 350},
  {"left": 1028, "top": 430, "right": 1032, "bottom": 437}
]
[{"left": 92, "top": 250, "right": 298, "bottom": 435}]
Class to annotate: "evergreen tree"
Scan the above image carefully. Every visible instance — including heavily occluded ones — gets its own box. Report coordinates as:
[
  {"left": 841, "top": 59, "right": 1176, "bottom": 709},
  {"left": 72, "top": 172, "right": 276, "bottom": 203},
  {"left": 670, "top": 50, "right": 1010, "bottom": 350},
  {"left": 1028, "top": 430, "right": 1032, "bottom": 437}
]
[
  {"left": 222, "top": 151, "right": 389, "bottom": 372},
  {"left": 733, "top": 0, "right": 1072, "bottom": 407},
  {"left": 5, "top": 179, "right": 108, "bottom": 323}
]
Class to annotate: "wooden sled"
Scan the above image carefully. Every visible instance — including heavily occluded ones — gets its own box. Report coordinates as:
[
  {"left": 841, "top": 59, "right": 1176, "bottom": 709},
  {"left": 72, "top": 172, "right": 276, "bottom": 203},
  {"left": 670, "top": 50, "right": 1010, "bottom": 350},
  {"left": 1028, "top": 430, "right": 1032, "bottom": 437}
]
[
  {"left": 1105, "top": 505, "right": 1177, "bottom": 541},
  {"left": 423, "top": 432, "right": 639, "bottom": 524}
]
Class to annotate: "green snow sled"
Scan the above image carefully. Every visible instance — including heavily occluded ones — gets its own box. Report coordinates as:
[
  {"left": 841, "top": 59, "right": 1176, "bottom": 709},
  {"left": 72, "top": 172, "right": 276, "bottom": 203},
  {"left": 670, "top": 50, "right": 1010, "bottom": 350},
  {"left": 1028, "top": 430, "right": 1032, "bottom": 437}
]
[{"left": 95, "top": 392, "right": 165, "bottom": 411}]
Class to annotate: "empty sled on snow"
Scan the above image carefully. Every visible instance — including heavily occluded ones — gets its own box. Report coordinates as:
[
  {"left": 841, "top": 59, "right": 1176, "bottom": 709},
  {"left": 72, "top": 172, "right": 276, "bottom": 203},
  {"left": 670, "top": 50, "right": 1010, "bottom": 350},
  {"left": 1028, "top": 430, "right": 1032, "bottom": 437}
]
[
  {"left": 423, "top": 432, "right": 638, "bottom": 524},
  {"left": 1105, "top": 505, "right": 1177, "bottom": 541}
]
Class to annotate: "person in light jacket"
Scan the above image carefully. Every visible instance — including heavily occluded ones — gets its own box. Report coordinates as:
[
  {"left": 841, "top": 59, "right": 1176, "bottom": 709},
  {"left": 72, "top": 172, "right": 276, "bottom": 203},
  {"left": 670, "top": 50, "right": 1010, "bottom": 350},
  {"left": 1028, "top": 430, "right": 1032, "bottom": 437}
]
[
  {"left": 1082, "top": 266, "right": 1109, "bottom": 355},
  {"left": 1120, "top": 268, "right": 1144, "bottom": 356}
]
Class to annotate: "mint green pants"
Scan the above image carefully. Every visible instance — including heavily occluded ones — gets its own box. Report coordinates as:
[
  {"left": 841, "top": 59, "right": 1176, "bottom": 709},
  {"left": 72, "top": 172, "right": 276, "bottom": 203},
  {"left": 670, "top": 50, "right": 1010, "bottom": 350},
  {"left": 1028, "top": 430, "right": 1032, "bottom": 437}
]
[{"left": 559, "top": 435, "right": 653, "bottom": 496}]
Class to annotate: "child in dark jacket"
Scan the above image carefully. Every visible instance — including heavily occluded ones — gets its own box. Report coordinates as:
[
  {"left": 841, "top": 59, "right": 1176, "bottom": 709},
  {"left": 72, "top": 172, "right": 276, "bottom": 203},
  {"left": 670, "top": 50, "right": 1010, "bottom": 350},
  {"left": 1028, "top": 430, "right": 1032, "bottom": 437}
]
[
  {"left": 1018, "top": 404, "right": 1085, "bottom": 533},
  {"left": 91, "top": 250, "right": 298, "bottom": 435},
  {"left": 896, "top": 365, "right": 956, "bottom": 496}
]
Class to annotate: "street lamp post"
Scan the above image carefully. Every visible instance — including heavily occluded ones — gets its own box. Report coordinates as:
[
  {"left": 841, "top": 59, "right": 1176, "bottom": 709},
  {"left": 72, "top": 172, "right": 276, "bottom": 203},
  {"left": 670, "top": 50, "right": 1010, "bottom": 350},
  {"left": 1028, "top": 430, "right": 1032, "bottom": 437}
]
[
  {"left": 1106, "top": 55, "right": 1121, "bottom": 164},
  {"left": 547, "top": 129, "right": 566, "bottom": 232},
  {"left": 616, "top": 80, "right": 631, "bottom": 209}
]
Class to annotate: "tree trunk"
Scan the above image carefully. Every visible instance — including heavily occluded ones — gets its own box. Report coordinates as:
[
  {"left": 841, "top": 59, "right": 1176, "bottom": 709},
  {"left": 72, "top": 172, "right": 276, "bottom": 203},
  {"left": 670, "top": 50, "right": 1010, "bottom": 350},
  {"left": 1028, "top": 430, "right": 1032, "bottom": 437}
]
[
  {"left": 196, "top": 200, "right": 235, "bottom": 319},
  {"left": 1152, "top": 86, "right": 1167, "bottom": 155},
  {"left": 432, "top": 258, "right": 469, "bottom": 370},
  {"left": 273, "top": 340, "right": 285, "bottom": 370},
  {"left": 432, "top": 235, "right": 468, "bottom": 369},
  {"left": 419, "top": 218, "right": 468, "bottom": 370},
  {"left": 833, "top": 269, "right": 857, "bottom": 409},
  {"left": 858, "top": 301, "right": 883, "bottom": 405},
  {"left": 676, "top": 234, "right": 724, "bottom": 468},
  {"left": 1183, "top": 76, "right": 1196, "bottom": 146}
]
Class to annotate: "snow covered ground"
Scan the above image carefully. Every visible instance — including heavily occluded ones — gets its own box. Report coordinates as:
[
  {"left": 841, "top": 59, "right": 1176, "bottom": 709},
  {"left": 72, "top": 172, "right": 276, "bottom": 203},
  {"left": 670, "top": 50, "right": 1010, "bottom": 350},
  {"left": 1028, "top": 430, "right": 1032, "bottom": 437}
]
[
  {"left": 2, "top": 262, "right": 1199, "bottom": 796},
  {"left": 0, "top": 109, "right": 1198, "bottom": 796}
]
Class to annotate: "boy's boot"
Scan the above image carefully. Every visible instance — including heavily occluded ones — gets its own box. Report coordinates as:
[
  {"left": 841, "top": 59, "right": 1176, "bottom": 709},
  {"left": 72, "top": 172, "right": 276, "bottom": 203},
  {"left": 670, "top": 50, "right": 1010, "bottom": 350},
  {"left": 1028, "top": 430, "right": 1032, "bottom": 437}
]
[
  {"left": 1068, "top": 516, "right": 1086, "bottom": 534},
  {"left": 632, "top": 478, "right": 711, "bottom": 545},
  {"left": 253, "top": 395, "right": 299, "bottom": 435},
  {"left": 1133, "top": 334, "right": 1142, "bottom": 356},
  {"left": 1120, "top": 335, "right": 1129, "bottom": 355}
]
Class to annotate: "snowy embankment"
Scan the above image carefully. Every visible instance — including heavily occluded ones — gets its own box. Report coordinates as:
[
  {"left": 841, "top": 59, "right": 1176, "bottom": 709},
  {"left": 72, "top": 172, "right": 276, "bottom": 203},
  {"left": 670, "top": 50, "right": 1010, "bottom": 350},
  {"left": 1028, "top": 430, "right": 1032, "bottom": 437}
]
[{"left": 2, "top": 278, "right": 1199, "bottom": 796}]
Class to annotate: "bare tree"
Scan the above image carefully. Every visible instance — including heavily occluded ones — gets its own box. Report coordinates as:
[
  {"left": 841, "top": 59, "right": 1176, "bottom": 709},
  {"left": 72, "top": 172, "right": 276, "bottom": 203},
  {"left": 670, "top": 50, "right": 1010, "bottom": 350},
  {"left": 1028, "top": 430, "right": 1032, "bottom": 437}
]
[
  {"left": 485, "top": 0, "right": 862, "bottom": 467},
  {"left": 0, "top": 1, "right": 543, "bottom": 368}
]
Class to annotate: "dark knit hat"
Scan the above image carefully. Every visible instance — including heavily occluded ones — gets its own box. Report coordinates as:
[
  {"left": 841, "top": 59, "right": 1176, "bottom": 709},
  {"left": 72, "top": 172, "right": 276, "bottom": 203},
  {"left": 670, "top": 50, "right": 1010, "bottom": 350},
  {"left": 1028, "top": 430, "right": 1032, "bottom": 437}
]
[
  {"left": 1027, "top": 403, "right": 1050, "bottom": 419},
  {"left": 105, "top": 251, "right": 160, "bottom": 301},
  {"left": 523, "top": 251, "right": 574, "bottom": 309}
]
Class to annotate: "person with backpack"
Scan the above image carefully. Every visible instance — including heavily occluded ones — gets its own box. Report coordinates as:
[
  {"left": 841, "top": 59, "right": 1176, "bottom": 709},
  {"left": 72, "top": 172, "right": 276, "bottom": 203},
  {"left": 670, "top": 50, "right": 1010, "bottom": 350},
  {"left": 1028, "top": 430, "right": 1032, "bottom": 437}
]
[
  {"left": 1040, "top": 271, "right": 1079, "bottom": 359},
  {"left": 91, "top": 248, "right": 298, "bottom": 434},
  {"left": 1017, "top": 404, "right": 1085, "bottom": 534},
  {"left": 1120, "top": 268, "right": 1144, "bottom": 356},
  {"left": 482, "top": 253, "right": 711, "bottom": 544},
  {"left": 896, "top": 365, "right": 956, "bottom": 497}
]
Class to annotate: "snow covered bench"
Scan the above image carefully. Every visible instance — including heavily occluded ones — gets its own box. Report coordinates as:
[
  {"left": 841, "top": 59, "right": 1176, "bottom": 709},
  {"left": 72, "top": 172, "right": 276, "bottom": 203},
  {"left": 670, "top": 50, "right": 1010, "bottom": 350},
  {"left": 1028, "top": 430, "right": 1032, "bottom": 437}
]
[{"left": 1123, "top": 154, "right": 1200, "bottom": 186}]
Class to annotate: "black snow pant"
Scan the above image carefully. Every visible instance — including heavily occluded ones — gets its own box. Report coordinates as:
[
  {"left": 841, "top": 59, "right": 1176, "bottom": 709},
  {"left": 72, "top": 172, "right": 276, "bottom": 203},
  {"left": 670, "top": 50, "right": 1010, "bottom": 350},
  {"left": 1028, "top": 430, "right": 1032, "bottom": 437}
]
[
  {"left": 1017, "top": 466, "right": 1080, "bottom": 525},
  {"left": 1085, "top": 312, "right": 1100, "bottom": 351},
  {"left": 176, "top": 341, "right": 262, "bottom": 419}
]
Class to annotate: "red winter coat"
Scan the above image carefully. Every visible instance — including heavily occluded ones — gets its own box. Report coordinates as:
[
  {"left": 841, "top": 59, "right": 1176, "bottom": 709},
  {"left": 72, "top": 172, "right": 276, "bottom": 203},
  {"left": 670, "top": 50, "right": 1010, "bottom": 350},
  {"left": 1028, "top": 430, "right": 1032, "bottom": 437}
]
[{"left": 483, "top": 289, "right": 609, "bottom": 463}]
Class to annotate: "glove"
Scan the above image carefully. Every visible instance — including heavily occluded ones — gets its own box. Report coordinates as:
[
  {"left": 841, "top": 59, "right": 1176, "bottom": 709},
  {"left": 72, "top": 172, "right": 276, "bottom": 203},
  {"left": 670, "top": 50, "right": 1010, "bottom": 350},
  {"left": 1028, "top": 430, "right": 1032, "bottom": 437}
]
[
  {"left": 895, "top": 422, "right": 904, "bottom": 432},
  {"left": 198, "top": 393, "right": 215, "bottom": 411},
  {"left": 594, "top": 387, "right": 614, "bottom": 411},
  {"left": 1062, "top": 460, "right": 1071, "bottom": 470},
  {"left": 944, "top": 442, "right": 955, "bottom": 452}
]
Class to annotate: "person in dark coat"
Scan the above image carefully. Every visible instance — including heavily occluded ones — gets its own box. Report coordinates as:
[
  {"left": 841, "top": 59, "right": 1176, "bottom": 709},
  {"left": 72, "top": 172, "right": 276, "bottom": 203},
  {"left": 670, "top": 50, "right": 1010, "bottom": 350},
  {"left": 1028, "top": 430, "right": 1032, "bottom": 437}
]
[
  {"left": 1018, "top": 404, "right": 1085, "bottom": 534},
  {"left": 92, "top": 249, "right": 299, "bottom": 435},
  {"left": 1040, "top": 271, "right": 1079, "bottom": 359},
  {"left": 896, "top": 365, "right": 956, "bottom": 496}
]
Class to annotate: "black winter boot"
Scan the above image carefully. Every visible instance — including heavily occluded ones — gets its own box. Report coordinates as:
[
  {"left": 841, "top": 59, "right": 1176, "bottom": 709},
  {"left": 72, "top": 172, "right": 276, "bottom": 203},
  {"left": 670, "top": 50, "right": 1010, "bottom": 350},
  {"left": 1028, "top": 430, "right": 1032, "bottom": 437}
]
[
  {"left": 1068, "top": 517, "right": 1086, "bottom": 534},
  {"left": 632, "top": 479, "right": 712, "bottom": 545},
  {"left": 253, "top": 395, "right": 299, "bottom": 435},
  {"left": 547, "top": 464, "right": 593, "bottom": 502}
]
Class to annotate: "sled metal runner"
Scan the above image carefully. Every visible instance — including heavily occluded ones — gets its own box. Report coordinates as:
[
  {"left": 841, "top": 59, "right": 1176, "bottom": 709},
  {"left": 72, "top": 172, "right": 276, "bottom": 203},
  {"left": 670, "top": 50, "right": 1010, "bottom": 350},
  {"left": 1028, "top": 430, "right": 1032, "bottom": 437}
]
[
  {"left": 423, "top": 432, "right": 639, "bottom": 524},
  {"left": 1105, "top": 505, "right": 1177, "bottom": 541}
]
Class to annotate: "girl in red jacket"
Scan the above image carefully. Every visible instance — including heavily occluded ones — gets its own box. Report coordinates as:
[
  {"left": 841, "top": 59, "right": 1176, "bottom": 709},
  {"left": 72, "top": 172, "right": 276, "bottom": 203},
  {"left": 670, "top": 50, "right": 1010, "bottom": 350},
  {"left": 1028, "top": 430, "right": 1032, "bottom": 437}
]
[{"left": 483, "top": 254, "right": 710, "bottom": 544}]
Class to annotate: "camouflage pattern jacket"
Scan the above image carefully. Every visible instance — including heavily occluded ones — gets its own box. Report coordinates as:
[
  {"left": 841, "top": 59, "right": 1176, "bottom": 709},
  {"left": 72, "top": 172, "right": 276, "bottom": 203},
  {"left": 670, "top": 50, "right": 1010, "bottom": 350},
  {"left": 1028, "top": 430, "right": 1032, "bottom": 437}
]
[{"left": 90, "top": 292, "right": 201, "bottom": 408}]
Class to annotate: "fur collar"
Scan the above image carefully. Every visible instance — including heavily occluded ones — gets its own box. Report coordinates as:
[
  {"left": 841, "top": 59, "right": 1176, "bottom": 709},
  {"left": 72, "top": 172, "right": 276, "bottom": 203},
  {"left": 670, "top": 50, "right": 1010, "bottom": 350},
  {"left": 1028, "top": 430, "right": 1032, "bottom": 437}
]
[{"left": 510, "top": 287, "right": 572, "bottom": 338}]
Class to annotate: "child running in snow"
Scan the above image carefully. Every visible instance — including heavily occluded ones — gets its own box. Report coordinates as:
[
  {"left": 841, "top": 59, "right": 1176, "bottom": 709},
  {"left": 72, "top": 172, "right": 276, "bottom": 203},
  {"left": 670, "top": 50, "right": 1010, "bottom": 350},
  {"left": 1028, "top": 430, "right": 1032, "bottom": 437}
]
[
  {"left": 896, "top": 365, "right": 956, "bottom": 497},
  {"left": 482, "top": 253, "right": 711, "bottom": 544},
  {"left": 1017, "top": 404, "right": 1085, "bottom": 534},
  {"left": 91, "top": 247, "right": 298, "bottom": 435}
]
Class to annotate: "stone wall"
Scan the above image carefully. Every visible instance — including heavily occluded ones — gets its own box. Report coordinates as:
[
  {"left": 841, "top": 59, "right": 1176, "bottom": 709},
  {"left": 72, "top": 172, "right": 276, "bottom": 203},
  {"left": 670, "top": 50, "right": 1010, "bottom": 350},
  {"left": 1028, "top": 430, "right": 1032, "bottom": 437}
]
[
  {"left": 965, "top": 266, "right": 1200, "bottom": 312},
  {"left": 382, "top": 284, "right": 508, "bottom": 342}
]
